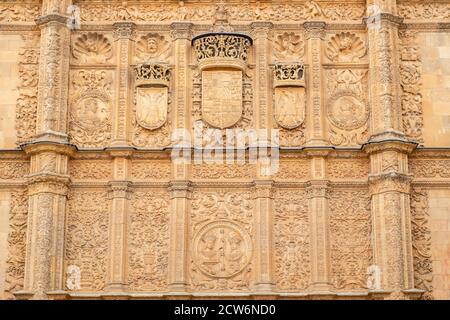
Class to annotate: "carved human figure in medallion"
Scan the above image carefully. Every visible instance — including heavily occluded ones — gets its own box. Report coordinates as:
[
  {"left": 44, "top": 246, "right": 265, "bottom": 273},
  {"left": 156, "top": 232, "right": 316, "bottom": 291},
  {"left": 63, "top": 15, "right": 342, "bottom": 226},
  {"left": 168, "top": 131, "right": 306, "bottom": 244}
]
[
  {"left": 193, "top": 221, "right": 251, "bottom": 278},
  {"left": 327, "top": 91, "right": 369, "bottom": 130}
]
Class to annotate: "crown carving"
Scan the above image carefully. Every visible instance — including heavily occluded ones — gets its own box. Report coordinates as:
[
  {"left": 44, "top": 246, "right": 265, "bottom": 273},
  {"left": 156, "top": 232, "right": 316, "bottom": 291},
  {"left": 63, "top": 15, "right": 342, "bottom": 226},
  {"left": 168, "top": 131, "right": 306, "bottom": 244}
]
[
  {"left": 192, "top": 33, "right": 253, "bottom": 71},
  {"left": 134, "top": 64, "right": 171, "bottom": 87},
  {"left": 273, "top": 64, "right": 305, "bottom": 88}
]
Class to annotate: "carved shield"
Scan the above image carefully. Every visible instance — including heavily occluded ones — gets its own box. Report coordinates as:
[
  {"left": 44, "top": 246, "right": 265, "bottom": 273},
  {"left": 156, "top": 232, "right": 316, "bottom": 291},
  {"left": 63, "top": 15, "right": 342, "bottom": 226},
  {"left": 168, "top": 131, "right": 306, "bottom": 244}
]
[
  {"left": 202, "top": 70, "right": 243, "bottom": 129},
  {"left": 274, "top": 87, "right": 306, "bottom": 129},
  {"left": 135, "top": 86, "right": 168, "bottom": 130}
]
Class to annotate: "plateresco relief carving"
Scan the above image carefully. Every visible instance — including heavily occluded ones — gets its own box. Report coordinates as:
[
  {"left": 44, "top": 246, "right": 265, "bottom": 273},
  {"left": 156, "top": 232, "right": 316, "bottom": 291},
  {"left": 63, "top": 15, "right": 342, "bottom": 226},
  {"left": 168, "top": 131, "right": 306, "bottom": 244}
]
[{"left": 0, "top": 0, "right": 449, "bottom": 301}]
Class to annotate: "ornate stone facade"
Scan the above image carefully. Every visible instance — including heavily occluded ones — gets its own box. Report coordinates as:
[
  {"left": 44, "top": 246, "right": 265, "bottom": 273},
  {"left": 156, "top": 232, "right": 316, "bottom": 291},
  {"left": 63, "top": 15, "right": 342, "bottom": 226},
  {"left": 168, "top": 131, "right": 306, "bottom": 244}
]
[{"left": 0, "top": 0, "right": 449, "bottom": 300}]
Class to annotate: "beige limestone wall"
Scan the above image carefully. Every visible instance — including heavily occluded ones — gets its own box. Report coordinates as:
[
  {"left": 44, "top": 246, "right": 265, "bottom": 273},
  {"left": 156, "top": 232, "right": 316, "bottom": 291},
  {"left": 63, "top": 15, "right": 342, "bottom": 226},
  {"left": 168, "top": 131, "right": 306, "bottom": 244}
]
[
  {"left": 420, "top": 33, "right": 450, "bottom": 147},
  {"left": 428, "top": 189, "right": 450, "bottom": 300},
  {"left": 0, "top": 34, "right": 23, "bottom": 149},
  {"left": 0, "top": 192, "right": 11, "bottom": 299}
]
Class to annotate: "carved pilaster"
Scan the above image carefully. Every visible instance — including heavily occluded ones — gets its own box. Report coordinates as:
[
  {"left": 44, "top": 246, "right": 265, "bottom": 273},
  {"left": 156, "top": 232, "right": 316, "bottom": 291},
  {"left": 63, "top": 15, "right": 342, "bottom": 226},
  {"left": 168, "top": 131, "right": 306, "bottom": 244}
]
[
  {"left": 304, "top": 22, "right": 327, "bottom": 146},
  {"left": 167, "top": 180, "right": 192, "bottom": 293},
  {"left": 365, "top": 0, "right": 405, "bottom": 141},
  {"left": 111, "top": 22, "right": 136, "bottom": 147},
  {"left": 364, "top": 140, "right": 421, "bottom": 299},
  {"left": 34, "top": 1, "right": 72, "bottom": 143},
  {"left": 251, "top": 22, "right": 273, "bottom": 130},
  {"left": 253, "top": 180, "right": 275, "bottom": 292},
  {"left": 18, "top": 143, "right": 75, "bottom": 300}
]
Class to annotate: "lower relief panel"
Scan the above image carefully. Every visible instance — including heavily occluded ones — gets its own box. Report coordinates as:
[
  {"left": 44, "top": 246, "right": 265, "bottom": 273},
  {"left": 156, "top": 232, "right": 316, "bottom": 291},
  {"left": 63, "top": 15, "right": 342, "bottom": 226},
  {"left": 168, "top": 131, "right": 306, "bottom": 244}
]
[
  {"left": 189, "top": 190, "right": 254, "bottom": 292},
  {"left": 329, "top": 189, "right": 372, "bottom": 291},
  {"left": 274, "top": 189, "right": 311, "bottom": 291},
  {"left": 128, "top": 190, "right": 170, "bottom": 291},
  {"left": 65, "top": 190, "right": 110, "bottom": 292}
]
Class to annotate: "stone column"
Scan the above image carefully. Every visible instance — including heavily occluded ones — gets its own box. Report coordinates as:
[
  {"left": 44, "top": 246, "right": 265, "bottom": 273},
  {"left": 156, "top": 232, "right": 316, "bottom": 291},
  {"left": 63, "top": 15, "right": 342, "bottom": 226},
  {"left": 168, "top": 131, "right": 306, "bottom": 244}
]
[
  {"left": 105, "top": 150, "right": 132, "bottom": 293},
  {"left": 253, "top": 180, "right": 275, "bottom": 294},
  {"left": 304, "top": 22, "right": 327, "bottom": 146},
  {"left": 20, "top": 144, "right": 75, "bottom": 300},
  {"left": 16, "top": 0, "right": 74, "bottom": 300},
  {"left": 306, "top": 149, "right": 333, "bottom": 295},
  {"left": 364, "top": 141, "right": 421, "bottom": 299},
  {"left": 364, "top": 0, "right": 422, "bottom": 300},
  {"left": 366, "top": 0, "right": 404, "bottom": 141},
  {"left": 167, "top": 23, "right": 193, "bottom": 295},
  {"left": 111, "top": 22, "right": 136, "bottom": 147}
]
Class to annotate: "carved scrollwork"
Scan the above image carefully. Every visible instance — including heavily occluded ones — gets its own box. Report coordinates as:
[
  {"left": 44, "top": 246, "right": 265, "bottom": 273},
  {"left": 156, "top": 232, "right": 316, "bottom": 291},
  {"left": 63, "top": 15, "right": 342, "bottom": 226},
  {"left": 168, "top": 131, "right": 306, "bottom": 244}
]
[{"left": 192, "top": 33, "right": 252, "bottom": 70}]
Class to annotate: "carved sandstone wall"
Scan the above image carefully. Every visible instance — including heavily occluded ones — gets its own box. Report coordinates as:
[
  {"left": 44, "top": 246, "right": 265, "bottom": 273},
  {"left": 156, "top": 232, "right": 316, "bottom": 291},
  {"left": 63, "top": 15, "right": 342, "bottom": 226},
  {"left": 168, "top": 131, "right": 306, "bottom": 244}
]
[{"left": 0, "top": 0, "right": 449, "bottom": 300}]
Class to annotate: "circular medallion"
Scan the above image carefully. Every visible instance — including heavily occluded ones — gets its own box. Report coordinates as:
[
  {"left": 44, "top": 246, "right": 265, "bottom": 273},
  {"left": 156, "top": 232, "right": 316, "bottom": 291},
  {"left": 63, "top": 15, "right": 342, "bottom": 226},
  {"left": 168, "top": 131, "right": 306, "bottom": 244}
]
[
  {"left": 192, "top": 221, "right": 252, "bottom": 278},
  {"left": 72, "top": 90, "right": 110, "bottom": 130},
  {"left": 327, "top": 91, "right": 369, "bottom": 130}
]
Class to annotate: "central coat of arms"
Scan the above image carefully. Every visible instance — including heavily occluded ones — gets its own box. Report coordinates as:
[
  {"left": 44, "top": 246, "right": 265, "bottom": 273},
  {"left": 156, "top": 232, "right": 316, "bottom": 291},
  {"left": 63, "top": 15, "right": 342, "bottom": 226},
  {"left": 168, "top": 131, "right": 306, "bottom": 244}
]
[
  {"left": 202, "top": 70, "right": 243, "bottom": 129},
  {"left": 135, "top": 86, "right": 168, "bottom": 130}
]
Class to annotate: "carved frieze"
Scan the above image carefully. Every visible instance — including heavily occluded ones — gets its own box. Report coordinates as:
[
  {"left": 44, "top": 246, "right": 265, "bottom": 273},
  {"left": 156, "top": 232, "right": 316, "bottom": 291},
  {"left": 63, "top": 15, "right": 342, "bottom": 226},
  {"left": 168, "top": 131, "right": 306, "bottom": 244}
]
[
  {"left": 327, "top": 158, "right": 369, "bottom": 180},
  {"left": 69, "top": 160, "right": 112, "bottom": 180},
  {"left": 410, "top": 159, "right": 450, "bottom": 179},
  {"left": 398, "top": 2, "right": 450, "bottom": 20},
  {"left": 0, "top": 162, "right": 29, "bottom": 180},
  {"left": 130, "top": 161, "right": 171, "bottom": 180},
  {"left": 192, "top": 164, "right": 254, "bottom": 180},
  {"left": 0, "top": 3, "right": 40, "bottom": 22}
]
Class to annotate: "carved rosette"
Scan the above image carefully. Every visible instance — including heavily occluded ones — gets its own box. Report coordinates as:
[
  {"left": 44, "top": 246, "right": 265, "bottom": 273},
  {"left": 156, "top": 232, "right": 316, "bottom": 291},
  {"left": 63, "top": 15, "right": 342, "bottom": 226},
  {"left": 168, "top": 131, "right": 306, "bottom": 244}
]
[{"left": 132, "top": 64, "right": 172, "bottom": 147}]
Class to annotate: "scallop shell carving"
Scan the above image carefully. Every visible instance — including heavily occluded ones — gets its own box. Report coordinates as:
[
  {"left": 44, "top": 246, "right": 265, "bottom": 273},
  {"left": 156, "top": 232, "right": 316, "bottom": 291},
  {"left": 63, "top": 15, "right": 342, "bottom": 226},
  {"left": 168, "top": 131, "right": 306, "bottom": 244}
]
[
  {"left": 135, "top": 33, "right": 171, "bottom": 63},
  {"left": 326, "top": 32, "right": 366, "bottom": 63},
  {"left": 72, "top": 32, "right": 113, "bottom": 64},
  {"left": 273, "top": 32, "right": 305, "bottom": 62}
]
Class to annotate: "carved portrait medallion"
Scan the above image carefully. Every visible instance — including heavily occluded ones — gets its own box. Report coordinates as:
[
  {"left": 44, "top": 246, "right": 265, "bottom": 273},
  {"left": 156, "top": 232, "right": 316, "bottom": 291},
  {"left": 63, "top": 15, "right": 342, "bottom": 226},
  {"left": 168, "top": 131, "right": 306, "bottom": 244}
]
[
  {"left": 72, "top": 91, "right": 110, "bottom": 130},
  {"left": 274, "top": 87, "right": 306, "bottom": 129},
  {"left": 135, "top": 86, "right": 168, "bottom": 130},
  {"left": 193, "top": 221, "right": 252, "bottom": 278},
  {"left": 202, "top": 70, "right": 243, "bottom": 129},
  {"left": 327, "top": 91, "right": 369, "bottom": 130}
]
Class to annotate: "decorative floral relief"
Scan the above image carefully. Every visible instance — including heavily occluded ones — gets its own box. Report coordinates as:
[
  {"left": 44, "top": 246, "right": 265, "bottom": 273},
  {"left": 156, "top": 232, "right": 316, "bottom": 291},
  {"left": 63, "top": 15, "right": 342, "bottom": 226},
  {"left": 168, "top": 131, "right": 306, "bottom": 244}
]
[
  {"left": 329, "top": 190, "right": 372, "bottom": 290},
  {"left": 192, "top": 164, "right": 254, "bottom": 180},
  {"left": 398, "top": 3, "right": 450, "bottom": 20},
  {"left": 78, "top": 2, "right": 364, "bottom": 22},
  {"left": 410, "top": 188, "right": 433, "bottom": 300},
  {"left": 327, "top": 159, "right": 368, "bottom": 180},
  {"left": 326, "top": 32, "right": 366, "bottom": 63},
  {"left": 65, "top": 191, "right": 110, "bottom": 291},
  {"left": 135, "top": 33, "right": 171, "bottom": 63},
  {"left": 190, "top": 191, "right": 254, "bottom": 291},
  {"left": 274, "top": 160, "right": 309, "bottom": 180},
  {"left": 0, "top": 162, "right": 29, "bottom": 180},
  {"left": 128, "top": 191, "right": 170, "bottom": 291},
  {"left": 410, "top": 159, "right": 450, "bottom": 178},
  {"left": 399, "top": 31, "right": 424, "bottom": 144},
  {"left": 69, "top": 161, "right": 112, "bottom": 180},
  {"left": 16, "top": 35, "right": 39, "bottom": 145},
  {"left": 274, "top": 189, "right": 310, "bottom": 290},
  {"left": 0, "top": 4, "right": 40, "bottom": 22},
  {"left": 4, "top": 190, "right": 28, "bottom": 298},
  {"left": 273, "top": 32, "right": 304, "bottom": 62},
  {"left": 130, "top": 161, "right": 171, "bottom": 180},
  {"left": 72, "top": 32, "right": 113, "bottom": 64}
]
